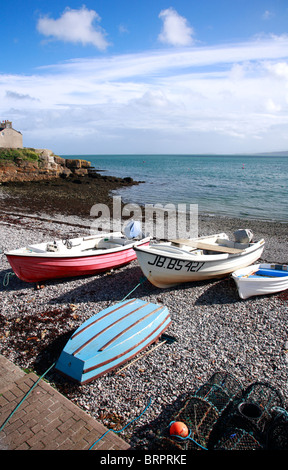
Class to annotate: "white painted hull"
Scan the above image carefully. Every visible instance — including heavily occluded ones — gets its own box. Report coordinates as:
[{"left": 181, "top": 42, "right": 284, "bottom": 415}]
[
  {"left": 232, "top": 263, "right": 288, "bottom": 299},
  {"left": 134, "top": 233, "right": 265, "bottom": 288}
]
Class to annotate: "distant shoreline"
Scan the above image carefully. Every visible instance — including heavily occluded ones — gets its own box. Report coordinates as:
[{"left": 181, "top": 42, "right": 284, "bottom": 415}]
[
  {"left": 0, "top": 163, "right": 287, "bottom": 268},
  {"left": 61, "top": 151, "right": 288, "bottom": 157},
  {"left": 0, "top": 174, "right": 287, "bottom": 268},
  {"left": 0, "top": 169, "right": 287, "bottom": 230},
  {"left": 59, "top": 153, "right": 288, "bottom": 223},
  {"left": 0, "top": 172, "right": 140, "bottom": 218}
]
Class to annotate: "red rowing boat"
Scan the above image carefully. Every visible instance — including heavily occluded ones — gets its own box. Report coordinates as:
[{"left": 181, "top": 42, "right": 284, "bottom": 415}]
[{"left": 5, "top": 231, "right": 150, "bottom": 283}]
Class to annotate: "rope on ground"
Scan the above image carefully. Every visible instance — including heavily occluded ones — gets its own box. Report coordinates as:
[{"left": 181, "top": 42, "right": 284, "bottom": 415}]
[
  {"left": 0, "top": 362, "right": 56, "bottom": 433},
  {"left": 3, "top": 271, "right": 15, "bottom": 287},
  {"left": 120, "top": 275, "right": 147, "bottom": 302},
  {"left": 89, "top": 397, "right": 152, "bottom": 450},
  {"left": 0, "top": 276, "right": 149, "bottom": 440}
]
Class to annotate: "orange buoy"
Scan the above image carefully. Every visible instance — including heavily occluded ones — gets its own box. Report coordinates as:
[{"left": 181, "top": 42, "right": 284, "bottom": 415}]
[{"left": 169, "top": 421, "right": 189, "bottom": 438}]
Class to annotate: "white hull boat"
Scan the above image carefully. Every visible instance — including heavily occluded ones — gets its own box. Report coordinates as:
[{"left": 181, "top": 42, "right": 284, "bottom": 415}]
[
  {"left": 134, "top": 231, "right": 265, "bottom": 288},
  {"left": 232, "top": 263, "right": 288, "bottom": 299}
]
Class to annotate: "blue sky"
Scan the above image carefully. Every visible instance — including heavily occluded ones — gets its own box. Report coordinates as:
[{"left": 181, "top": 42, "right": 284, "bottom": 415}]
[{"left": 1, "top": 1, "right": 288, "bottom": 155}]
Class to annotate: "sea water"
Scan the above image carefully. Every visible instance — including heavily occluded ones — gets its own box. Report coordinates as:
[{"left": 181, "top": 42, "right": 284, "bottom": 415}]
[{"left": 63, "top": 154, "right": 288, "bottom": 223}]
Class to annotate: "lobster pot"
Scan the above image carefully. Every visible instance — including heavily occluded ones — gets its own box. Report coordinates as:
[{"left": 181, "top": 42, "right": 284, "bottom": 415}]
[
  {"left": 241, "top": 382, "right": 283, "bottom": 433},
  {"left": 195, "top": 371, "right": 243, "bottom": 413},
  {"left": 206, "top": 371, "right": 243, "bottom": 393},
  {"left": 214, "top": 427, "right": 263, "bottom": 450},
  {"left": 155, "top": 435, "right": 192, "bottom": 452},
  {"left": 154, "top": 396, "right": 219, "bottom": 451},
  {"left": 157, "top": 372, "right": 243, "bottom": 451},
  {"left": 266, "top": 408, "right": 288, "bottom": 450},
  {"left": 216, "top": 382, "right": 283, "bottom": 446},
  {"left": 173, "top": 396, "right": 220, "bottom": 450}
]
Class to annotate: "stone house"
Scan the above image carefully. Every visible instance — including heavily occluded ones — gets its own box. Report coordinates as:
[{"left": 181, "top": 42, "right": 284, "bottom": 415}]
[{"left": 0, "top": 120, "right": 23, "bottom": 148}]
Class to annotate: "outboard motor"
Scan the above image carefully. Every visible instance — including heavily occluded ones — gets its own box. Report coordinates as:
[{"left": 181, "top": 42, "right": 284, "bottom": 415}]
[
  {"left": 234, "top": 229, "right": 253, "bottom": 244},
  {"left": 46, "top": 241, "right": 59, "bottom": 252},
  {"left": 124, "top": 220, "right": 142, "bottom": 239}
]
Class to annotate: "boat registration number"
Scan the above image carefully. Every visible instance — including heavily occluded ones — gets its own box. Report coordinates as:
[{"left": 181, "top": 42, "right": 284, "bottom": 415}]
[{"left": 148, "top": 255, "right": 204, "bottom": 272}]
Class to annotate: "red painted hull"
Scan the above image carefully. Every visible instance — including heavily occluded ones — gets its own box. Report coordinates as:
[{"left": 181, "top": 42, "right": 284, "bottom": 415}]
[{"left": 6, "top": 240, "right": 150, "bottom": 283}]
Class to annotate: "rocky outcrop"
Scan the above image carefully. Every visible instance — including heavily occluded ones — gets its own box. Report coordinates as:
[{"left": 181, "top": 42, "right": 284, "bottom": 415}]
[{"left": 0, "top": 149, "right": 92, "bottom": 183}]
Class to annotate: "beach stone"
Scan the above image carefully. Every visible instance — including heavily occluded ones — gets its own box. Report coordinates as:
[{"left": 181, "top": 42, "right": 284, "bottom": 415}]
[{"left": 0, "top": 197, "right": 288, "bottom": 451}]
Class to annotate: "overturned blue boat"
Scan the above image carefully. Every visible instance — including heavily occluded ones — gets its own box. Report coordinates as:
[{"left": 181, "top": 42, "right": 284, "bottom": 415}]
[{"left": 55, "top": 298, "right": 171, "bottom": 384}]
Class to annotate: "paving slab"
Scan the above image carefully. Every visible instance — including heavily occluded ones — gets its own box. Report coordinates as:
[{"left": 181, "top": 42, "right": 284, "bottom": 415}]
[{"left": 0, "top": 355, "right": 130, "bottom": 450}]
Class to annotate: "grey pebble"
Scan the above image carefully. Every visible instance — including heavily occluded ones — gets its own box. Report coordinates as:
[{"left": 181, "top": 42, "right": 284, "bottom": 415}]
[{"left": 0, "top": 210, "right": 288, "bottom": 449}]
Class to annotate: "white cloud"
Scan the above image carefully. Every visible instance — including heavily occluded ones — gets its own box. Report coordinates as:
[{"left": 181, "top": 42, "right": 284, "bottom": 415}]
[
  {"left": 158, "top": 7, "right": 195, "bottom": 46},
  {"left": 265, "top": 98, "right": 282, "bottom": 112},
  {"left": 262, "top": 10, "right": 274, "bottom": 20},
  {"left": 2, "top": 35, "right": 288, "bottom": 153},
  {"left": 39, "top": 35, "right": 288, "bottom": 83},
  {"left": 37, "top": 6, "right": 110, "bottom": 51},
  {"left": 265, "top": 61, "right": 288, "bottom": 79},
  {"left": 118, "top": 24, "right": 129, "bottom": 35}
]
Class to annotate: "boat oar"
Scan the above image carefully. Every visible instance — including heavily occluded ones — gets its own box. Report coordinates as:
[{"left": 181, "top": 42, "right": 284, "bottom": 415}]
[{"left": 115, "top": 333, "right": 176, "bottom": 375}]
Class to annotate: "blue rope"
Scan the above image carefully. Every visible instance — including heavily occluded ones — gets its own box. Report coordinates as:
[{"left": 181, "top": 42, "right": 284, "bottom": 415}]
[
  {"left": 169, "top": 421, "right": 208, "bottom": 451},
  {"left": 0, "top": 276, "right": 149, "bottom": 444},
  {"left": 120, "top": 276, "right": 147, "bottom": 302},
  {"left": 3, "top": 271, "right": 15, "bottom": 287},
  {"left": 0, "top": 362, "right": 55, "bottom": 433},
  {"left": 89, "top": 397, "right": 152, "bottom": 450}
]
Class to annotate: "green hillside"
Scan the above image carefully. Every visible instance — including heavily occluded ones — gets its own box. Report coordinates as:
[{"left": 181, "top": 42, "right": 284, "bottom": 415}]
[{"left": 0, "top": 148, "right": 40, "bottom": 162}]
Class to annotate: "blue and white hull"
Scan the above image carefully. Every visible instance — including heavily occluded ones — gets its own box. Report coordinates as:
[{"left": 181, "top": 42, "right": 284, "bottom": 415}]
[
  {"left": 55, "top": 298, "right": 171, "bottom": 383},
  {"left": 232, "top": 263, "right": 288, "bottom": 299}
]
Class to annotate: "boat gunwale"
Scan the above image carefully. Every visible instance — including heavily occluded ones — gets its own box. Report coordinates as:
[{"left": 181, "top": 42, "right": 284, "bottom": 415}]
[
  {"left": 5, "top": 236, "right": 151, "bottom": 259},
  {"left": 232, "top": 263, "right": 288, "bottom": 282},
  {"left": 134, "top": 238, "right": 265, "bottom": 262}
]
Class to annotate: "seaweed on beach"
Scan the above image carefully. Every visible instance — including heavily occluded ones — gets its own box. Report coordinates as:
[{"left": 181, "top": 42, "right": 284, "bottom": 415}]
[{"left": 0, "top": 305, "right": 80, "bottom": 368}]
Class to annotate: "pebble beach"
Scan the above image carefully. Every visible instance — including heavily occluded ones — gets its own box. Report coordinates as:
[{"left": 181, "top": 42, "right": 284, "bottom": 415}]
[{"left": 0, "top": 178, "right": 288, "bottom": 450}]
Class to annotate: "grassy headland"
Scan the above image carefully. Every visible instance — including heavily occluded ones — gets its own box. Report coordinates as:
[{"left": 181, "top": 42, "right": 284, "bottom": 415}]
[{"left": 0, "top": 148, "right": 40, "bottom": 162}]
